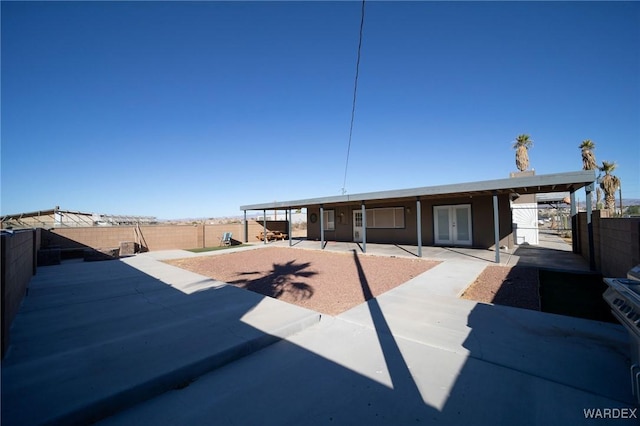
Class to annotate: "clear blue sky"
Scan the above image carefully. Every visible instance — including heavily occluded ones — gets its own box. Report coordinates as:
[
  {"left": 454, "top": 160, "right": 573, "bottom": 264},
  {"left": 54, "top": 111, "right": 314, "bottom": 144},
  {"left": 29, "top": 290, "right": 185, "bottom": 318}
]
[{"left": 2, "top": 1, "right": 639, "bottom": 219}]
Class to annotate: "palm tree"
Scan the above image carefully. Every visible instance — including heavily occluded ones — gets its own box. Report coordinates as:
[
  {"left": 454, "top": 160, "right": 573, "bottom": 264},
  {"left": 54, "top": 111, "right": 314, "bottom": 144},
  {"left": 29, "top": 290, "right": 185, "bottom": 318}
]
[
  {"left": 579, "top": 139, "right": 597, "bottom": 171},
  {"left": 596, "top": 187, "right": 603, "bottom": 210},
  {"left": 513, "top": 134, "right": 533, "bottom": 172},
  {"left": 599, "top": 161, "right": 621, "bottom": 215}
]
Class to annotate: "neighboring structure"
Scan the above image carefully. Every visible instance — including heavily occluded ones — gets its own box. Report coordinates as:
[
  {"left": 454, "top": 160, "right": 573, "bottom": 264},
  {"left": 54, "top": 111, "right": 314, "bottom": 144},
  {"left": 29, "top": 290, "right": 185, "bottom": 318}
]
[
  {"left": 1, "top": 207, "right": 157, "bottom": 229},
  {"left": 510, "top": 171, "right": 539, "bottom": 245},
  {"left": 254, "top": 210, "right": 307, "bottom": 224},
  {"left": 240, "top": 170, "right": 597, "bottom": 263}
]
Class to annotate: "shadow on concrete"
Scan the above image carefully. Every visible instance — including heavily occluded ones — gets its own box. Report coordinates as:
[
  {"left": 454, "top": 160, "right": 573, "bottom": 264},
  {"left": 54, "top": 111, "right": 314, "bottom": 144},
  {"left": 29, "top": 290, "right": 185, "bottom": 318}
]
[
  {"left": 1, "top": 257, "right": 319, "bottom": 425},
  {"left": 288, "top": 237, "right": 305, "bottom": 247},
  {"left": 351, "top": 250, "right": 423, "bottom": 401},
  {"left": 393, "top": 244, "right": 420, "bottom": 258},
  {"left": 3, "top": 244, "right": 634, "bottom": 425},
  {"left": 443, "top": 246, "right": 498, "bottom": 263},
  {"left": 512, "top": 244, "right": 590, "bottom": 271},
  {"left": 228, "top": 260, "right": 315, "bottom": 301}
]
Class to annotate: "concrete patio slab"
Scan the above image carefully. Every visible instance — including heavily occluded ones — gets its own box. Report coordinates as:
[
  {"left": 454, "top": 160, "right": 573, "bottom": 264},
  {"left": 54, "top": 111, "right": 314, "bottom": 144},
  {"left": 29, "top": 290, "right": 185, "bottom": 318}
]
[
  {"left": 339, "top": 290, "right": 631, "bottom": 404},
  {"left": 99, "top": 315, "right": 633, "bottom": 426},
  {"left": 1, "top": 254, "right": 320, "bottom": 425},
  {"left": 3, "top": 232, "right": 633, "bottom": 426}
]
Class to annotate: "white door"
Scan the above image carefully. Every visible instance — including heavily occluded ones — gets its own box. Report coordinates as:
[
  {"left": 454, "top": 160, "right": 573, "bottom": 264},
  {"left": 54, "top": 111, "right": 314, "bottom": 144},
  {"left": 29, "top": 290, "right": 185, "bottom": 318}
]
[
  {"left": 434, "top": 205, "right": 472, "bottom": 246},
  {"left": 353, "top": 210, "right": 363, "bottom": 242}
]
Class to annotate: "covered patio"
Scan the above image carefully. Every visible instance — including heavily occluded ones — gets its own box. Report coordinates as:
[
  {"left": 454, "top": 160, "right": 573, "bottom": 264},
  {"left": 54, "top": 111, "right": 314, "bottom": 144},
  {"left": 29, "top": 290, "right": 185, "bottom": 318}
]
[{"left": 241, "top": 170, "right": 598, "bottom": 264}]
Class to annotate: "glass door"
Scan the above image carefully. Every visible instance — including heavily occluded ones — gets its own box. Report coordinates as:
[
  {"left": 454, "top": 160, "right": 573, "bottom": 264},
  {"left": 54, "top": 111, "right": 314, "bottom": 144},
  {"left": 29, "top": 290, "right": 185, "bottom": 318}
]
[
  {"left": 353, "top": 210, "right": 363, "bottom": 242},
  {"left": 434, "top": 205, "right": 472, "bottom": 246},
  {"left": 453, "top": 205, "right": 472, "bottom": 245}
]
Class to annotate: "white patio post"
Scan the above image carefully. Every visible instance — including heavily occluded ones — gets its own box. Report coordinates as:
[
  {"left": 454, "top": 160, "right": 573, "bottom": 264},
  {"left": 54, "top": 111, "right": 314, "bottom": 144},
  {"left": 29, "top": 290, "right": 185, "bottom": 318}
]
[
  {"left": 585, "top": 182, "right": 595, "bottom": 270},
  {"left": 288, "top": 208, "right": 292, "bottom": 247},
  {"left": 570, "top": 190, "right": 577, "bottom": 253},
  {"left": 320, "top": 205, "right": 325, "bottom": 250},
  {"left": 361, "top": 202, "right": 366, "bottom": 253},
  {"left": 416, "top": 198, "right": 422, "bottom": 257},
  {"left": 263, "top": 210, "right": 267, "bottom": 245},
  {"left": 243, "top": 210, "right": 248, "bottom": 243},
  {"left": 493, "top": 192, "right": 500, "bottom": 264}
]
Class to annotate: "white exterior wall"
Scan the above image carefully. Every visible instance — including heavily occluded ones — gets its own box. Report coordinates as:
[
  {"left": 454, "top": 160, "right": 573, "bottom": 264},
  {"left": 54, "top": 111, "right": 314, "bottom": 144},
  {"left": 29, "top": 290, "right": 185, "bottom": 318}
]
[{"left": 511, "top": 203, "right": 539, "bottom": 245}]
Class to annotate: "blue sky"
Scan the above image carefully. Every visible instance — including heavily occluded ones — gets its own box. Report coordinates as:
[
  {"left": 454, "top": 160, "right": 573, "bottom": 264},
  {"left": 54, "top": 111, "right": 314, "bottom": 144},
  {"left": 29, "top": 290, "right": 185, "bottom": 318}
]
[{"left": 2, "top": 1, "right": 639, "bottom": 219}]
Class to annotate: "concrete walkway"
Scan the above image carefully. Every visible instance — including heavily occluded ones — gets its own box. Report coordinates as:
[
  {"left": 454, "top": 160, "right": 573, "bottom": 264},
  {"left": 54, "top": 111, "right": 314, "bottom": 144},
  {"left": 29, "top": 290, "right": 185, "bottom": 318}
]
[
  {"left": 2, "top": 238, "right": 633, "bottom": 425},
  {"left": 267, "top": 230, "right": 592, "bottom": 272}
]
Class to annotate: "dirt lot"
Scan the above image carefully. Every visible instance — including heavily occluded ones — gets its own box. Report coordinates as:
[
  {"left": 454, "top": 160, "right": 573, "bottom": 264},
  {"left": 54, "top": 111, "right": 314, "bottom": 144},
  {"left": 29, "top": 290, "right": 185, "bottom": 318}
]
[
  {"left": 461, "top": 265, "right": 540, "bottom": 311},
  {"left": 165, "top": 247, "right": 439, "bottom": 315}
]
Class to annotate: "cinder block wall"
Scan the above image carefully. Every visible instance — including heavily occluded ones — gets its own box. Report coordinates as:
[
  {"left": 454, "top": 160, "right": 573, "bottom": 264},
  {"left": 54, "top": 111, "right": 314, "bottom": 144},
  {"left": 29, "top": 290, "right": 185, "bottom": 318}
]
[
  {"left": 577, "top": 211, "right": 639, "bottom": 276},
  {"left": 43, "top": 227, "right": 135, "bottom": 249},
  {"left": 577, "top": 210, "right": 603, "bottom": 269},
  {"left": 598, "top": 217, "right": 640, "bottom": 277},
  {"left": 1, "top": 229, "right": 37, "bottom": 357},
  {"left": 48, "top": 221, "right": 285, "bottom": 251},
  {"left": 205, "top": 221, "right": 267, "bottom": 245}
]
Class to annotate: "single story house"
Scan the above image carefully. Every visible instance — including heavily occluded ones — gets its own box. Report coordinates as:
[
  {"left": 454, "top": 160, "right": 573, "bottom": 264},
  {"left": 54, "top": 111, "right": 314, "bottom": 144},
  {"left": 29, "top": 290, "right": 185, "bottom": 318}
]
[{"left": 240, "top": 170, "right": 597, "bottom": 263}]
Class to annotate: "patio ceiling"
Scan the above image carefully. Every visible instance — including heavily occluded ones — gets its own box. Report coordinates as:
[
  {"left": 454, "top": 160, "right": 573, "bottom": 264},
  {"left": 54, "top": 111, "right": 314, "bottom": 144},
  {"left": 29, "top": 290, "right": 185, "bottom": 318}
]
[{"left": 240, "top": 170, "right": 597, "bottom": 211}]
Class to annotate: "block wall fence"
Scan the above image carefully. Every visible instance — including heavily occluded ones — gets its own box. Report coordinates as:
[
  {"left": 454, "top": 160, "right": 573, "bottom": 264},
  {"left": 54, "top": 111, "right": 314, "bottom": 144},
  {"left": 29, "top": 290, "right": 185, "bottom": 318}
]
[
  {"left": 576, "top": 212, "right": 640, "bottom": 277},
  {"left": 44, "top": 221, "right": 282, "bottom": 251},
  {"left": 3, "top": 216, "right": 639, "bottom": 358},
  {"left": 1, "top": 229, "right": 39, "bottom": 357}
]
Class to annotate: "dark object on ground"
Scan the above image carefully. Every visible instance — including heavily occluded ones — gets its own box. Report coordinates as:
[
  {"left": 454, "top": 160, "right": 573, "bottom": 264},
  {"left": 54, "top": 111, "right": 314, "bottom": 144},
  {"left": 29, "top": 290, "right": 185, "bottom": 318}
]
[
  {"left": 539, "top": 269, "right": 617, "bottom": 323},
  {"left": 83, "top": 248, "right": 120, "bottom": 262}
]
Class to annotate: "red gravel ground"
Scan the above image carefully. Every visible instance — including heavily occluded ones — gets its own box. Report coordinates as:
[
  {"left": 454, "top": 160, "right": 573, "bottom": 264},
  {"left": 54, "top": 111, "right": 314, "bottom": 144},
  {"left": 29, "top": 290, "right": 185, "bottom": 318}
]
[
  {"left": 165, "top": 247, "right": 439, "bottom": 316},
  {"left": 461, "top": 265, "right": 540, "bottom": 311}
]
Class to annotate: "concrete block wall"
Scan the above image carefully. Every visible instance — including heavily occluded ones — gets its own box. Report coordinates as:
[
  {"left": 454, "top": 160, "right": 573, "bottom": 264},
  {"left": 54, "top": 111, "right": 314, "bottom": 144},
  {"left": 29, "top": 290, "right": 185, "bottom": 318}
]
[
  {"left": 576, "top": 211, "right": 639, "bottom": 276},
  {"left": 598, "top": 217, "right": 640, "bottom": 277},
  {"left": 2, "top": 229, "right": 37, "bottom": 357},
  {"left": 205, "top": 221, "right": 266, "bottom": 246},
  {"left": 136, "top": 226, "right": 200, "bottom": 251},
  {"left": 576, "top": 210, "right": 603, "bottom": 269},
  {"left": 44, "top": 227, "right": 135, "bottom": 250},
  {"left": 48, "top": 221, "right": 284, "bottom": 252}
]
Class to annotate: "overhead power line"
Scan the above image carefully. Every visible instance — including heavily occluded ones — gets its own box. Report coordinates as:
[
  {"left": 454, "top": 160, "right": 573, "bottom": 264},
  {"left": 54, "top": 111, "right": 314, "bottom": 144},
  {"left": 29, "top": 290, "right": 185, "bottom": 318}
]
[{"left": 341, "top": 0, "right": 366, "bottom": 196}]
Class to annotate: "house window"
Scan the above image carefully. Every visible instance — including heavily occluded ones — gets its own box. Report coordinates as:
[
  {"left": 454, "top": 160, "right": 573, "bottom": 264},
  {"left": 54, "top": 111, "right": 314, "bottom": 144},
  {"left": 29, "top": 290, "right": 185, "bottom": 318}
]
[
  {"left": 323, "top": 210, "right": 335, "bottom": 231},
  {"left": 365, "top": 207, "right": 405, "bottom": 229}
]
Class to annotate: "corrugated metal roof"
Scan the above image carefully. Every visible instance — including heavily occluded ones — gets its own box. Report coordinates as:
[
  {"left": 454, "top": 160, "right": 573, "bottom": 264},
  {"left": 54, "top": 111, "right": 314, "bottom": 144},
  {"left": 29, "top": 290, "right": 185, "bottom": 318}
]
[{"left": 240, "top": 170, "right": 596, "bottom": 211}]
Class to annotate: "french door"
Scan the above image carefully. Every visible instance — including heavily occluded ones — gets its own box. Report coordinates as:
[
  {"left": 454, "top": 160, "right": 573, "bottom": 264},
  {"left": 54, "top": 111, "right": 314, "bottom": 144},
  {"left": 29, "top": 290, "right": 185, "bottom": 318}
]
[{"left": 434, "top": 205, "right": 472, "bottom": 246}]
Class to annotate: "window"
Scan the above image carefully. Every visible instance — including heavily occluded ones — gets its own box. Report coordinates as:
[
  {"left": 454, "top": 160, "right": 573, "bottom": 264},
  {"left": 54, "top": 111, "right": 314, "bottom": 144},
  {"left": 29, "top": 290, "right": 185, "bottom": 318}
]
[
  {"left": 323, "top": 210, "right": 335, "bottom": 230},
  {"left": 365, "top": 207, "right": 405, "bottom": 229}
]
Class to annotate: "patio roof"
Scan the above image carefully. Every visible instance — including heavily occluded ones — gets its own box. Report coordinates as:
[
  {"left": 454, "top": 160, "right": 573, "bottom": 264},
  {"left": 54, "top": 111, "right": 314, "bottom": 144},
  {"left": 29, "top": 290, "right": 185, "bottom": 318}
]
[{"left": 240, "top": 170, "right": 597, "bottom": 211}]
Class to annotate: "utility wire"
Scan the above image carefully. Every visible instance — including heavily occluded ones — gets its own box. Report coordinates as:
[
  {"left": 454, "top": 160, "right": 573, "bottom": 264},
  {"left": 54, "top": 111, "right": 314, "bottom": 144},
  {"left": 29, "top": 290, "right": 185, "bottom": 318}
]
[{"left": 341, "top": 0, "right": 366, "bottom": 195}]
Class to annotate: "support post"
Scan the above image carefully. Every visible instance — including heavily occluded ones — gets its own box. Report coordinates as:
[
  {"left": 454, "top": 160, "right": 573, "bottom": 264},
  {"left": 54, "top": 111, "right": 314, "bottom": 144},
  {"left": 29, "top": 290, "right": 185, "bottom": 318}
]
[
  {"left": 288, "top": 208, "right": 292, "bottom": 247},
  {"left": 493, "top": 192, "right": 500, "bottom": 264},
  {"left": 320, "top": 205, "right": 325, "bottom": 250},
  {"left": 570, "top": 191, "right": 577, "bottom": 253},
  {"left": 244, "top": 210, "right": 248, "bottom": 243},
  {"left": 416, "top": 198, "right": 422, "bottom": 257},
  {"left": 263, "top": 210, "right": 267, "bottom": 245},
  {"left": 586, "top": 182, "right": 596, "bottom": 270},
  {"left": 361, "top": 202, "right": 366, "bottom": 254}
]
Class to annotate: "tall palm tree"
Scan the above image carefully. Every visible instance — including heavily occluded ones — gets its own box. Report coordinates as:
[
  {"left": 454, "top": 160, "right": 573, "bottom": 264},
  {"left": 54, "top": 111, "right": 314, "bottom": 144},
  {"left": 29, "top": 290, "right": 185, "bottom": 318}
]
[
  {"left": 513, "top": 134, "right": 533, "bottom": 172},
  {"left": 599, "top": 161, "right": 621, "bottom": 215},
  {"left": 596, "top": 187, "right": 603, "bottom": 210},
  {"left": 579, "top": 139, "right": 597, "bottom": 171}
]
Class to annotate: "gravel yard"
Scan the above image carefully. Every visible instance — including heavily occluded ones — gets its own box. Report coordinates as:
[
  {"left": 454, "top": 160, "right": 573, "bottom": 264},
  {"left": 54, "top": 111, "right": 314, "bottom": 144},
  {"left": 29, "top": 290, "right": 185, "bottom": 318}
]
[
  {"left": 165, "top": 247, "right": 439, "bottom": 316},
  {"left": 461, "top": 265, "right": 540, "bottom": 311}
]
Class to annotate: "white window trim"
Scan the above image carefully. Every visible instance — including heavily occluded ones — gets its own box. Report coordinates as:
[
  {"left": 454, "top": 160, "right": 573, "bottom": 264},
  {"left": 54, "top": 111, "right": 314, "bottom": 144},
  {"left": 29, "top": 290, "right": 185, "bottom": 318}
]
[
  {"left": 323, "top": 210, "right": 335, "bottom": 231},
  {"left": 365, "top": 207, "right": 405, "bottom": 229}
]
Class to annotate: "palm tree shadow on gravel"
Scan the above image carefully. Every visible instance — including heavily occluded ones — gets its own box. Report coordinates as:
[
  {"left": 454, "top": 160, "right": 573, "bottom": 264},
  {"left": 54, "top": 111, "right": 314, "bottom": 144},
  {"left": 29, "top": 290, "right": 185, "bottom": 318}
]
[{"left": 228, "top": 260, "right": 316, "bottom": 301}]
